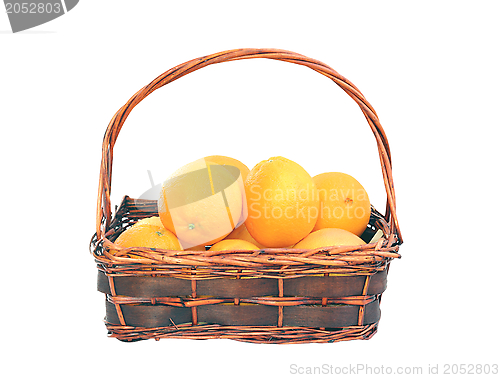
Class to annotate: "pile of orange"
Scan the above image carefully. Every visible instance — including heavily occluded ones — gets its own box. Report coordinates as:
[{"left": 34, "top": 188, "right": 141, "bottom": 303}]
[{"left": 114, "top": 155, "right": 373, "bottom": 253}]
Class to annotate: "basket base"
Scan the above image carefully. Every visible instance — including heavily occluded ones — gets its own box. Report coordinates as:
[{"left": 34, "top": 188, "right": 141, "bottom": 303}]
[{"left": 105, "top": 322, "right": 379, "bottom": 344}]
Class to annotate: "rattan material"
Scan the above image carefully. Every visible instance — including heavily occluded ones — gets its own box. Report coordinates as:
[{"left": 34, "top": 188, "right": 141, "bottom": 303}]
[{"left": 90, "top": 48, "right": 403, "bottom": 343}]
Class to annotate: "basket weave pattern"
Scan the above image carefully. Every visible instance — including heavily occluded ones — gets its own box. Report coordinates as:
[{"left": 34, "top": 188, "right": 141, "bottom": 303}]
[{"left": 90, "top": 48, "right": 402, "bottom": 343}]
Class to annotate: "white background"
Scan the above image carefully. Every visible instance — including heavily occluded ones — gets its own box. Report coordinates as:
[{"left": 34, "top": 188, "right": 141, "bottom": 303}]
[{"left": 1, "top": 1, "right": 499, "bottom": 376}]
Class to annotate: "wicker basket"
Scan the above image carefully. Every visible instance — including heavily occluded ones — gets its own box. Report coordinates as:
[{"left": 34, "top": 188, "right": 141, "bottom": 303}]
[{"left": 90, "top": 48, "right": 403, "bottom": 344}]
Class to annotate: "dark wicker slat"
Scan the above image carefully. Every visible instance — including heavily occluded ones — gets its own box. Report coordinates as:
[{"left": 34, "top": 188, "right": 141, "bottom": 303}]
[
  {"left": 105, "top": 300, "right": 381, "bottom": 329},
  {"left": 98, "top": 269, "right": 387, "bottom": 297}
]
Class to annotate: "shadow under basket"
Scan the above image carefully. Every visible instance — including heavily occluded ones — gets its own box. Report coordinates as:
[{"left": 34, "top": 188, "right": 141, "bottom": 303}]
[
  {"left": 90, "top": 197, "right": 400, "bottom": 344},
  {"left": 90, "top": 48, "right": 403, "bottom": 344}
]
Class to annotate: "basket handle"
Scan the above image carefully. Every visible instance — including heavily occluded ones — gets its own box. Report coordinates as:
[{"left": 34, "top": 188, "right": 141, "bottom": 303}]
[{"left": 96, "top": 48, "right": 402, "bottom": 244}]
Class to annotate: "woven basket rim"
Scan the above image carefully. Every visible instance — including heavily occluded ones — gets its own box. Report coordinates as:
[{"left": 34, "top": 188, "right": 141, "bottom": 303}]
[{"left": 90, "top": 196, "right": 400, "bottom": 278}]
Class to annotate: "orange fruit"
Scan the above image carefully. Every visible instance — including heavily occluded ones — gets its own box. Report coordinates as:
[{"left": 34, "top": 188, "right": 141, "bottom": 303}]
[
  {"left": 312, "top": 172, "right": 371, "bottom": 236},
  {"left": 294, "top": 228, "right": 366, "bottom": 249},
  {"left": 135, "top": 216, "right": 165, "bottom": 228},
  {"left": 114, "top": 222, "right": 183, "bottom": 251},
  {"left": 204, "top": 155, "right": 250, "bottom": 181},
  {"left": 158, "top": 158, "right": 244, "bottom": 249},
  {"left": 184, "top": 244, "right": 208, "bottom": 251},
  {"left": 224, "top": 223, "right": 266, "bottom": 248},
  {"left": 204, "top": 155, "right": 249, "bottom": 228},
  {"left": 244, "top": 156, "right": 319, "bottom": 247},
  {"left": 208, "top": 239, "right": 260, "bottom": 252}
]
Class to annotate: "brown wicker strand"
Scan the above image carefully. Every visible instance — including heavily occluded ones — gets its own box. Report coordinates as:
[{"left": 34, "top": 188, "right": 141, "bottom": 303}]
[
  {"left": 191, "top": 277, "right": 198, "bottom": 326},
  {"left": 107, "top": 275, "right": 126, "bottom": 326},
  {"left": 278, "top": 278, "right": 284, "bottom": 327}
]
